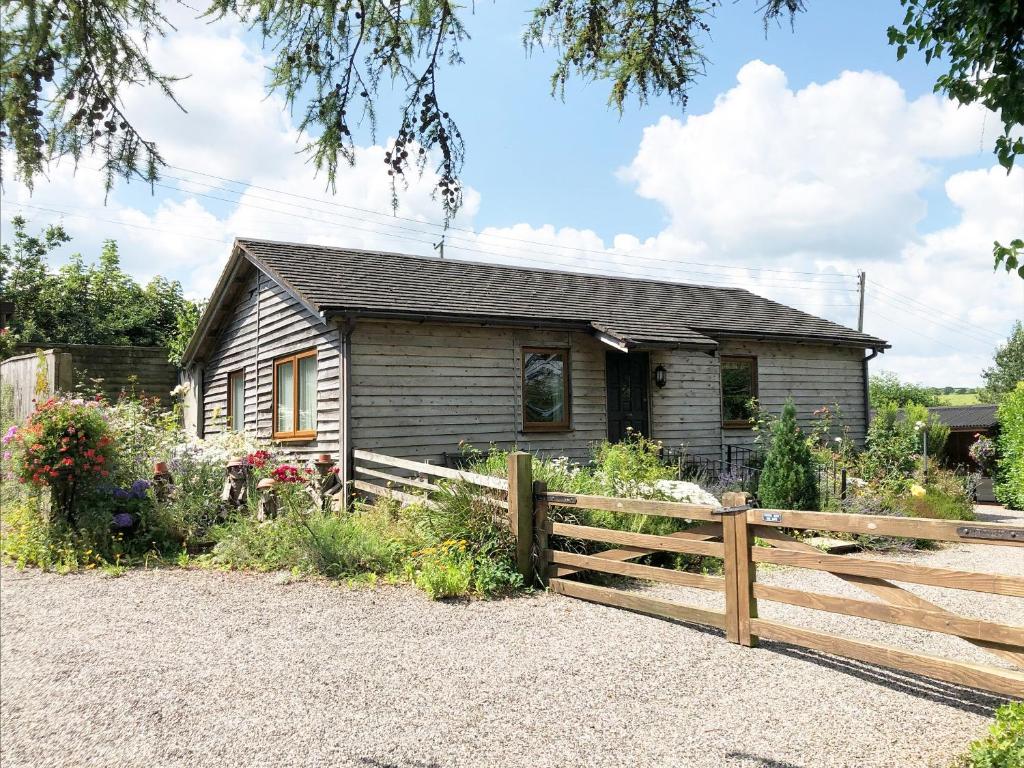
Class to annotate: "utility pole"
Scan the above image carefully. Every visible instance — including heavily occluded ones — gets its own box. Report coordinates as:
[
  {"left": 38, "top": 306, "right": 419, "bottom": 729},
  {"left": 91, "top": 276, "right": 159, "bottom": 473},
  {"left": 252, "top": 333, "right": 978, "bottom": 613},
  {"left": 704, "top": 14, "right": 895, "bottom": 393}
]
[
  {"left": 857, "top": 271, "right": 866, "bottom": 332},
  {"left": 433, "top": 235, "right": 445, "bottom": 259}
]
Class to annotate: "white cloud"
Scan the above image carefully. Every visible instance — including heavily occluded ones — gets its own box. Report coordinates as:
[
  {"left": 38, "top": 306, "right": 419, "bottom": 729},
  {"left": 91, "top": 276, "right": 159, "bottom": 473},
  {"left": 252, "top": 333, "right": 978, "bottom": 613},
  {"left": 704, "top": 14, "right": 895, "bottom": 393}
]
[{"left": 2, "top": 29, "right": 1020, "bottom": 387}]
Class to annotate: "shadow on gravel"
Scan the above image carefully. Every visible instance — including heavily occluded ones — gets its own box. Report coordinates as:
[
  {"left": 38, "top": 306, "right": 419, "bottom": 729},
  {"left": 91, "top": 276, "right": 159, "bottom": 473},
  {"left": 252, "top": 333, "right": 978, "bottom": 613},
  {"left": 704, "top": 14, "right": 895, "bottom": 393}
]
[
  {"left": 761, "top": 642, "right": 1010, "bottom": 716},
  {"left": 972, "top": 508, "right": 1019, "bottom": 524},
  {"left": 724, "top": 752, "right": 805, "bottom": 768}
]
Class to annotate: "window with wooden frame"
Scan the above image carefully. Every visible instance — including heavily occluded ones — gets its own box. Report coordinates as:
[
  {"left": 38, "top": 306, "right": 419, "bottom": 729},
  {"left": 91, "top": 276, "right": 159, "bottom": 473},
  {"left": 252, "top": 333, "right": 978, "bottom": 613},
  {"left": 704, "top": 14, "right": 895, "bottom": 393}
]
[
  {"left": 273, "top": 350, "right": 318, "bottom": 440},
  {"left": 721, "top": 356, "right": 758, "bottom": 428},
  {"left": 227, "top": 370, "right": 245, "bottom": 432},
  {"left": 522, "top": 347, "right": 571, "bottom": 431}
]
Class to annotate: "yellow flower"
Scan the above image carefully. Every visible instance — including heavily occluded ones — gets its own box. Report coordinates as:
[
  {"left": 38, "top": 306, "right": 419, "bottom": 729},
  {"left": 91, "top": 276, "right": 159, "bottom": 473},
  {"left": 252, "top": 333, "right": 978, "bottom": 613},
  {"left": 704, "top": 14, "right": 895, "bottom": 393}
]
[{"left": 909, "top": 483, "right": 926, "bottom": 497}]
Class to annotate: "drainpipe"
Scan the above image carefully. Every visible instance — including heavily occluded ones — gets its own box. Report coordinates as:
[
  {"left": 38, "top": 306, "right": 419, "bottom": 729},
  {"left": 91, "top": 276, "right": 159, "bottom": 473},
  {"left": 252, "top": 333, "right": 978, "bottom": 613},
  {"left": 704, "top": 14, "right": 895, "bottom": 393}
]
[{"left": 863, "top": 347, "right": 880, "bottom": 438}]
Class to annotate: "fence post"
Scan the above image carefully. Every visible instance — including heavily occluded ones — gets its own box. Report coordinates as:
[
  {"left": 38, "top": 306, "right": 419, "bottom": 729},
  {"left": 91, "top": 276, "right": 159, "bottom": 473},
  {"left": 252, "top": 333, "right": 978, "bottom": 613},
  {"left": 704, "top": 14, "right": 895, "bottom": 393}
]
[
  {"left": 507, "top": 452, "right": 534, "bottom": 582},
  {"left": 533, "top": 480, "right": 549, "bottom": 587},
  {"left": 721, "top": 491, "right": 758, "bottom": 647},
  {"left": 841, "top": 468, "right": 848, "bottom": 501}
]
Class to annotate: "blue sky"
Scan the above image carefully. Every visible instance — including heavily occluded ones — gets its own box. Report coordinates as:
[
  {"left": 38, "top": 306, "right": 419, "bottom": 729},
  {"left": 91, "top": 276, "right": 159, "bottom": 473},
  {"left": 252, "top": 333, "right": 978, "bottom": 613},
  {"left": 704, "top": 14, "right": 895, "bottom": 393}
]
[{"left": 3, "top": 2, "right": 1022, "bottom": 386}]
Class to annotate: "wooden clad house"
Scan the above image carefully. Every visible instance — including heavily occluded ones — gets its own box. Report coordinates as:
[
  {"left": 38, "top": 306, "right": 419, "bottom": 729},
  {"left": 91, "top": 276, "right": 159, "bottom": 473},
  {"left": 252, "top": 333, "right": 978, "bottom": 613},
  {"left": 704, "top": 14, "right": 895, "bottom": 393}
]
[{"left": 179, "top": 238, "right": 889, "bottom": 479}]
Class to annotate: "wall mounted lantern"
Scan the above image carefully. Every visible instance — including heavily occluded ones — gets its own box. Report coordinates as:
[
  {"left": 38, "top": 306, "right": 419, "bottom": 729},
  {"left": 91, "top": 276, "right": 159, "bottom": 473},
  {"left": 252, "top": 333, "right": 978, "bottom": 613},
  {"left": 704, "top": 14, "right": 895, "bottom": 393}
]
[{"left": 653, "top": 364, "right": 667, "bottom": 389}]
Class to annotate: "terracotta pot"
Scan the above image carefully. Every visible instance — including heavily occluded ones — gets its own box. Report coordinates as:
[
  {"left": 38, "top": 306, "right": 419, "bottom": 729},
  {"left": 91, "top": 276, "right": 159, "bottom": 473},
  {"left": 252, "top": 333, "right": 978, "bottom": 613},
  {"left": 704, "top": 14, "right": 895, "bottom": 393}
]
[
  {"left": 315, "top": 453, "right": 334, "bottom": 465},
  {"left": 153, "top": 461, "right": 169, "bottom": 475}
]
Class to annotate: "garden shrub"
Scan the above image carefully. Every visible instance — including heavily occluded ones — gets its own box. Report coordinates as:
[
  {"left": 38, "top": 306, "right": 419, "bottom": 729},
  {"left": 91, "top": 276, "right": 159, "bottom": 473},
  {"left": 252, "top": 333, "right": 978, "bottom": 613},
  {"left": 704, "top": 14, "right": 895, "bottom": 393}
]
[
  {"left": 897, "top": 487, "right": 976, "bottom": 522},
  {"left": 6, "top": 396, "right": 116, "bottom": 527},
  {"left": 756, "top": 400, "right": 819, "bottom": 510},
  {"left": 405, "top": 539, "right": 475, "bottom": 599},
  {"left": 465, "top": 438, "right": 723, "bottom": 578},
  {"left": 953, "top": 701, "right": 1023, "bottom": 768},
  {"left": 905, "top": 402, "right": 950, "bottom": 466},
  {"left": 401, "top": 482, "right": 523, "bottom": 598},
  {"left": 209, "top": 492, "right": 421, "bottom": 578},
  {"left": 995, "top": 382, "right": 1024, "bottom": 510},
  {"left": 861, "top": 401, "right": 917, "bottom": 492}
]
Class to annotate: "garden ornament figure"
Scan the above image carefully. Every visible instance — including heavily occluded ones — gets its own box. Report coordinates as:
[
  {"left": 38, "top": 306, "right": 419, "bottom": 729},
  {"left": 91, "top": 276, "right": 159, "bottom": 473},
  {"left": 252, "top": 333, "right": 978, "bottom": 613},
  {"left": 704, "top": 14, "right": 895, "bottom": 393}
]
[
  {"left": 256, "top": 478, "right": 279, "bottom": 521},
  {"left": 313, "top": 454, "right": 343, "bottom": 511},
  {"left": 221, "top": 457, "right": 249, "bottom": 508},
  {"left": 152, "top": 460, "right": 174, "bottom": 502}
]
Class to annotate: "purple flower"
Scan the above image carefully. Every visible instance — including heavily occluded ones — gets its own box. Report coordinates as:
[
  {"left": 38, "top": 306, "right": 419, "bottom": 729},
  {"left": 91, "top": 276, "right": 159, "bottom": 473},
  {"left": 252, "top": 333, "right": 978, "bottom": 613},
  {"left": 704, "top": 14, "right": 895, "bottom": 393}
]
[
  {"left": 2, "top": 426, "right": 16, "bottom": 446},
  {"left": 111, "top": 513, "right": 135, "bottom": 530},
  {"left": 2, "top": 451, "right": 10, "bottom": 461}
]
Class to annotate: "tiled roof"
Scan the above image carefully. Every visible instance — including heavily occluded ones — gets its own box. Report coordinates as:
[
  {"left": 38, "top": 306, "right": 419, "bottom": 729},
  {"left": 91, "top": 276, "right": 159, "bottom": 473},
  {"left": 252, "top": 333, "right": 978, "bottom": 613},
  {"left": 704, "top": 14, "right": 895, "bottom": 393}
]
[
  {"left": 236, "top": 238, "right": 889, "bottom": 350},
  {"left": 928, "top": 405, "right": 998, "bottom": 430}
]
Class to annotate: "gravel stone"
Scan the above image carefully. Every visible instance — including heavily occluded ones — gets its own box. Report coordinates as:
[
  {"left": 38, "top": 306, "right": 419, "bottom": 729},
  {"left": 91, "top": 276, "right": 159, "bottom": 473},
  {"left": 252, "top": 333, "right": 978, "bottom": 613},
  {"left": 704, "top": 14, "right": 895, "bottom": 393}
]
[{"left": 1, "top": 506, "right": 1020, "bottom": 768}]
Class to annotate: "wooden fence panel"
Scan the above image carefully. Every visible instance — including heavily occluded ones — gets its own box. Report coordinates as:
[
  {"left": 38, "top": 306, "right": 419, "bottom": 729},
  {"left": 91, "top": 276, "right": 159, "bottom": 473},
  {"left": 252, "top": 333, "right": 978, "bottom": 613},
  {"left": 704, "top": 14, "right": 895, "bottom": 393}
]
[
  {"left": 550, "top": 578, "right": 727, "bottom": 631},
  {"left": 751, "top": 546, "right": 1024, "bottom": 597}
]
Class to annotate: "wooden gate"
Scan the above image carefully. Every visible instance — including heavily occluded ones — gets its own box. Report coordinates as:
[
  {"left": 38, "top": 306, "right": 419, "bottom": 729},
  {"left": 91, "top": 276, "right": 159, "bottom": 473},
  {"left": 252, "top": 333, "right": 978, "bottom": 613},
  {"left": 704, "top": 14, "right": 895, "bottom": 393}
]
[{"left": 536, "top": 487, "right": 1024, "bottom": 697}]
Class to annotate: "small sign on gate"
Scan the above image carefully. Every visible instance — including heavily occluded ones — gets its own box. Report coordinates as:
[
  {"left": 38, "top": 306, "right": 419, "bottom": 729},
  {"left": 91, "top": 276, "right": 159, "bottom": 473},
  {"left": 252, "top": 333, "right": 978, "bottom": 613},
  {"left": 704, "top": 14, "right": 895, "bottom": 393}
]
[{"left": 762, "top": 512, "right": 783, "bottom": 523}]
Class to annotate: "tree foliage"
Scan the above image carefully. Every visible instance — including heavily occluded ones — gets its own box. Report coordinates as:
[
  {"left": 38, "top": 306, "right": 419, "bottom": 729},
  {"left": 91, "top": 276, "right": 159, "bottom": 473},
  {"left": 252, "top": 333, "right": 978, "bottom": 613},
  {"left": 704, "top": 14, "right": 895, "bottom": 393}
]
[
  {"left": 994, "top": 382, "right": 1024, "bottom": 510},
  {"left": 0, "top": 216, "right": 197, "bottom": 357},
  {"left": 888, "top": 0, "right": 1024, "bottom": 278},
  {"left": 869, "top": 371, "right": 940, "bottom": 408},
  {"left": 980, "top": 321, "right": 1024, "bottom": 403},
  {"left": 757, "top": 400, "right": 819, "bottom": 510},
  {"left": 0, "top": 0, "right": 1019, "bottom": 239},
  {"left": 0, "top": 0, "right": 180, "bottom": 192}
]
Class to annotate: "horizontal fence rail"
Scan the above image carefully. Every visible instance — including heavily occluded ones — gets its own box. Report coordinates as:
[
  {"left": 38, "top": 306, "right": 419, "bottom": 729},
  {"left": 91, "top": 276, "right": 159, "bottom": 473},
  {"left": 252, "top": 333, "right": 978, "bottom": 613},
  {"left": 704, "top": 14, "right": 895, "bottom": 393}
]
[
  {"left": 750, "top": 508, "right": 1024, "bottom": 547},
  {"left": 352, "top": 449, "right": 509, "bottom": 492}
]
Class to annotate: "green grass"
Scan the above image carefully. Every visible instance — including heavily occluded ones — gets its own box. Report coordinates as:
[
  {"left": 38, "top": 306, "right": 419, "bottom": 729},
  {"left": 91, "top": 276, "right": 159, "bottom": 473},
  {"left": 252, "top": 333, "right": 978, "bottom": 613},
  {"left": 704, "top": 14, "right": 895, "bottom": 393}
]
[{"left": 937, "top": 392, "right": 982, "bottom": 405}]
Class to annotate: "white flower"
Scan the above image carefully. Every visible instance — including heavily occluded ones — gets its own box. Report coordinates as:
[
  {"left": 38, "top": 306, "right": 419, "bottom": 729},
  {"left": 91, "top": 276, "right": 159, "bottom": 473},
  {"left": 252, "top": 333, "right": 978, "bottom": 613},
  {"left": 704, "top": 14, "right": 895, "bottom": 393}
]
[{"left": 170, "top": 383, "right": 191, "bottom": 397}]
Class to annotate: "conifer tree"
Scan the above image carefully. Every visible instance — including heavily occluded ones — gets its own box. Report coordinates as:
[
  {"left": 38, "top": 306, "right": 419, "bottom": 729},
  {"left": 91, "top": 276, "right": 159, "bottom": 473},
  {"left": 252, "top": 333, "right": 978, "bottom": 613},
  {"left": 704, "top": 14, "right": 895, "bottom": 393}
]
[{"left": 757, "top": 400, "right": 819, "bottom": 510}]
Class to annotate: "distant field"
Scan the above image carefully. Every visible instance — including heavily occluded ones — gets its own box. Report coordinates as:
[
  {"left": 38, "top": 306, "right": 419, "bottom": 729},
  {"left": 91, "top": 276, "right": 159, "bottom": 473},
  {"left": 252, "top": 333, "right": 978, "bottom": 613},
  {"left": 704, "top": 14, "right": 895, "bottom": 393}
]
[{"left": 937, "top": 392, "right": 982, "bottom": 406}]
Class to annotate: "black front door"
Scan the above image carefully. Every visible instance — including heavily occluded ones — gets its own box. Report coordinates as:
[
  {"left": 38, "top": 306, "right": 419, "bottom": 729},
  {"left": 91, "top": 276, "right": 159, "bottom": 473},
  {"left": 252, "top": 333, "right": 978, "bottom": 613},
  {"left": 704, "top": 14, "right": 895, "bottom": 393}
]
[{"left": 606, "top": 351, "right": 650, "bottom": 442}]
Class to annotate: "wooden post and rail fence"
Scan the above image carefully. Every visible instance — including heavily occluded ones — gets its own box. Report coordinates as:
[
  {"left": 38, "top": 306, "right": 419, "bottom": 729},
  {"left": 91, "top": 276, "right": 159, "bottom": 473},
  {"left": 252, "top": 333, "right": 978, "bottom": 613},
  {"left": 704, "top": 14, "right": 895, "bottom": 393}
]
[{"left": 351, "top": 449, "right": 1024, "bottom": 697}]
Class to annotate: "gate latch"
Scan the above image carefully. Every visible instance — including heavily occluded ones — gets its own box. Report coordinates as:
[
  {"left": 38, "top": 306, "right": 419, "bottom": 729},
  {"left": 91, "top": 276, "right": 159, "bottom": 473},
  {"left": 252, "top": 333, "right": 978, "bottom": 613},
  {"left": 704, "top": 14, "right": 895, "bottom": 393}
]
[{"left": 712, "top": 504, "right": 750, "bottom": 515}]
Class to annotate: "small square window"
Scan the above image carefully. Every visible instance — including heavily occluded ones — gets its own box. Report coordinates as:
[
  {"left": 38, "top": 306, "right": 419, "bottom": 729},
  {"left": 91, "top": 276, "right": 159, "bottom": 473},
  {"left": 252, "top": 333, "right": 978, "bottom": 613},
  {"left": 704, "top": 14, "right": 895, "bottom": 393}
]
[{"left": 721, "top": 356, "right": 758, "bottom": 428}]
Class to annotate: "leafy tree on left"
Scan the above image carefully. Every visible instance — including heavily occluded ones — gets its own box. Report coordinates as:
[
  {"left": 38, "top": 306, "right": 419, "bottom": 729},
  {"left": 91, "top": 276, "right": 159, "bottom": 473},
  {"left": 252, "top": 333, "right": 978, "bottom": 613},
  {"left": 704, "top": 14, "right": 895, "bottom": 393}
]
[{"left": 0, "top": 215, "right": 199, "bottom": 360}]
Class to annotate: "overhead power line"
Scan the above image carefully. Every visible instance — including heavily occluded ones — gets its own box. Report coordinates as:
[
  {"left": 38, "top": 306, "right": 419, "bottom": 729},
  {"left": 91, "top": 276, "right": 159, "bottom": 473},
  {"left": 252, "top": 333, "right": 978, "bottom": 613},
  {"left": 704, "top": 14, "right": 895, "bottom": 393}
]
[
  {"left": 868, "top": 279, "right": 1006, "bottom": 342},
  {"left": 163, "top": 163, "right": 857, "bottom": 281}
]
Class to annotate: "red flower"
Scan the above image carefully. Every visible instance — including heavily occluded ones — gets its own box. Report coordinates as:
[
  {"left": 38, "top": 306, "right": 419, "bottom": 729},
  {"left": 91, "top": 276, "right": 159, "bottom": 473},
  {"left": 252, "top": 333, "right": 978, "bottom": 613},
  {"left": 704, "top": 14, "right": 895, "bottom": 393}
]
[
  {"left": 61, "top": 458, "right": 74, "bottom": 467},
  {"left": 49, "top": 471, "right": 59, "bottom": 478}
]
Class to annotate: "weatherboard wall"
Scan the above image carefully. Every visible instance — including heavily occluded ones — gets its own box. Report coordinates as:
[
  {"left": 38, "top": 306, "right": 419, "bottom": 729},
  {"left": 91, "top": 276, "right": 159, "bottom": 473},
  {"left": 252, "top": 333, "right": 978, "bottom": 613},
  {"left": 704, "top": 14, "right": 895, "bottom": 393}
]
[
  {"left": 348, "top": 320, "right": 608, "bottom": 463},
  {"left": 717, "top": 339, "right": 868, "bottom": 453},
  {"left": 649, "top": 348, "right": 723, "bottom": 460},
  {"left": 200, "top": 268, "right": 342, "bottom": 459}
]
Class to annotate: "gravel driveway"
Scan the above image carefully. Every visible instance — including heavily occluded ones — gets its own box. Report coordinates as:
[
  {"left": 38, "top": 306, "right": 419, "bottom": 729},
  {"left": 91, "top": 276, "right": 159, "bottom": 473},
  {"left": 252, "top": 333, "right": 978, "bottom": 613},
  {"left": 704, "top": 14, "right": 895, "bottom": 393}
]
[{"left": 2, "top": 506, "right": 1020, "bottom": 768}]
